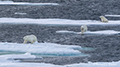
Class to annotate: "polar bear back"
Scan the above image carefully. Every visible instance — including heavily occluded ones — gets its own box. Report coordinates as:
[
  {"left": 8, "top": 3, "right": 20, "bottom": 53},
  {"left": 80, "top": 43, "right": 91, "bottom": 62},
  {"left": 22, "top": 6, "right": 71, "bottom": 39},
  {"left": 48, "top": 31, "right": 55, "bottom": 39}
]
[
  {"left": 100, "top": 16, "right": 108, "bottom": 22},
  {"left": 23, "top": 35, "right": 38, "bottom": 44}
]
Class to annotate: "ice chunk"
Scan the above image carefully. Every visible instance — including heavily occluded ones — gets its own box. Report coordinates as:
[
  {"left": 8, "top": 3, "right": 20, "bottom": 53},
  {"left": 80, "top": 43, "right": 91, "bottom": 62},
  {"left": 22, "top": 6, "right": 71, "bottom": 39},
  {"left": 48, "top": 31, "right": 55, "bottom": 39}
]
[
  {"left": 0, "top": 42, "right": 82, "bottom": 57},
  {"left": 0, "top": 52, "right": 36, "bottom": 60},
  {"left": 56, "top": 30, "right": 76, "bottom": 34}
]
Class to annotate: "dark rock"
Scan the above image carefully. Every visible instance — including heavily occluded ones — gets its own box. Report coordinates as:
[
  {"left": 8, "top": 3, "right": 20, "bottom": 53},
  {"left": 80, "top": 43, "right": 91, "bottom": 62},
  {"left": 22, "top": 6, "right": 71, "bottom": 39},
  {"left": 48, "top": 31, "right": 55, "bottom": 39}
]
[{"left": 0, "top": 0, "right": 120, "bottom": 20}]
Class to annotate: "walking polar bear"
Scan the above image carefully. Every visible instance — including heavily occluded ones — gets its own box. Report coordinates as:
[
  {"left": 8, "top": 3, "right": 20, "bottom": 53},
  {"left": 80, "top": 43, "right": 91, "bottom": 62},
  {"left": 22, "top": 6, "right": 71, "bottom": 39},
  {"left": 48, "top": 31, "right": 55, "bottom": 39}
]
[
  {"left": 100, "top": 16, "right": 108, "bottom": 23},
  {"left": 81, "top": 25, "right": 88, "bottom": 34},
  {"left": 23, "top": 35, "right": 38, "bottom": 44}
]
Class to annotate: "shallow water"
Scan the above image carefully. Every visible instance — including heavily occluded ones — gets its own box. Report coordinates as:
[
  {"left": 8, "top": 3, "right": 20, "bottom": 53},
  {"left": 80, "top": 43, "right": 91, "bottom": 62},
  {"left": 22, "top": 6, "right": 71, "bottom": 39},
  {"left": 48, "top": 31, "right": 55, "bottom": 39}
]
[
  {"left": 0, "top": 50, "right": 25, "bottom": 55},
  {"left": 0, "top": 46, "right": 94, "bottom": 57}
]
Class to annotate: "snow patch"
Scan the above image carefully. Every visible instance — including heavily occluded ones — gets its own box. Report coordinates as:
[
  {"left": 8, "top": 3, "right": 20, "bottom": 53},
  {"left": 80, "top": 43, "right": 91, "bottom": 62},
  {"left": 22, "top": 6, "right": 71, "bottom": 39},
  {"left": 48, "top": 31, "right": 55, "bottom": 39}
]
[
  {"left": 56, "top": 30, "right": 76, "bottom": 34},
  {"left": 0, "top": 52, "right": 36, "bottom": 64},
  {"left": 84, "top": 30, "right": 120, "bottom": 35},
  {"left": 56, "top": 30, "right": 120, "bottom": 35},
  {"left": 15, "top": 12, "right": 27, "bottom": 15},
  {"left": 0, "top": 63, "right": 63, "bottom": 67},
  {"left": 105, "top": 15, "right": 120, "bottom": 17},
  {"left": 0, "top": 18, "right": 120, "bottom": 25},
  {"left": 0, "top": 52, "right": 36, "bottom": 60},
  {"left": 0, "top": 56, "right": 120, "bottom": 67},
  {"left": 0, "top": 1, "right": 59, "bottom": 6},
  {"left": 66, "top": 61, "right": 119, "bottom": 67},
  {"left": 0, "top": 42, "right": 82, "bottom": 57}
]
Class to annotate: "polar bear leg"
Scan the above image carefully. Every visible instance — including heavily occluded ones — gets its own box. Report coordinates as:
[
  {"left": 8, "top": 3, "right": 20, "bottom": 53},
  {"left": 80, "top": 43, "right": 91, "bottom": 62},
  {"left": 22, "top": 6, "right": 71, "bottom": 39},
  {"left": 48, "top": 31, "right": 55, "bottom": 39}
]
[
  {"left": 81, "top": 28, "right": 84, "bottom": 34},
  {"left": 23, "top": 40, "right": 27, "bottom": 44},
  {"left": 31, "top": 40, "right": 36, "bottom": 44}
]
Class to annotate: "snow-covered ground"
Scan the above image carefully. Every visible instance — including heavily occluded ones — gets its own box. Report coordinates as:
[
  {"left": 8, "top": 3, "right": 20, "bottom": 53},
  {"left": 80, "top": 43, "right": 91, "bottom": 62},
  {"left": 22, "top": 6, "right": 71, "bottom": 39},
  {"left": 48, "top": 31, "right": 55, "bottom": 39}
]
[
  {"left": 0, "top": 1, "right": 59, "bottom": 6},
  {"left": 0, "top": 52, "right": 120, "bottom": 67},
  {"left": 105, "top": 15, "right": 120, "bottom": 17},
  {"left": 0, "top": 18, "right": 120, "bottom": 67},
  {"left": 56, "top": 30, "right": 120, "bottom": 35},
  {"left": 0, "top": 18, "right": 120, "bottom": 25},
  {"left": 0, "top": 42, "right": 84, "bottom": 57}
]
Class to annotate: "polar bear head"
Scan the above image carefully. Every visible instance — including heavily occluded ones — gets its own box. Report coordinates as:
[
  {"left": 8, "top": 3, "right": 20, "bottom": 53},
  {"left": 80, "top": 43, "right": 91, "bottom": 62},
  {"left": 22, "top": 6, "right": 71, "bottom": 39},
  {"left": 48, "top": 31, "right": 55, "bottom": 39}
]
[{"left": 81, "top": 25, "right": 88, "bottom": 34}]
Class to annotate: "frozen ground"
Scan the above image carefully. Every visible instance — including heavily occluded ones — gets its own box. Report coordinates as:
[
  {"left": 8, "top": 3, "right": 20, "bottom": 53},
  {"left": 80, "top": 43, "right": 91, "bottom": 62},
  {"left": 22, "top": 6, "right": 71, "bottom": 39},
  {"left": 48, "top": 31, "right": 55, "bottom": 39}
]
[
  {"left": 1, "top": 53, "right": 120, "bottom": 67},
  {"left": 0, "top": 18, "right": 120, "bottom": 67},
  {"left": 0, "top": 42, "right": 84, "bottom": 57},
  {"left": 56, "top": 30, "right": 120, "bottom": 35},
  {"left": 1, "top": 18, "right": 120, "bottom": 25}
]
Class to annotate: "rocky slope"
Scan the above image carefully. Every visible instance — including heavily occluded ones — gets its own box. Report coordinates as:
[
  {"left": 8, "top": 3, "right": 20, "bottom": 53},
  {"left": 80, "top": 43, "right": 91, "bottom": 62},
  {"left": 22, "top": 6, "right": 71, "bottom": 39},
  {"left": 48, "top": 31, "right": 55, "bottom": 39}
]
[{"left": 0, "top": 0, "right": 120, "bottom": 20}]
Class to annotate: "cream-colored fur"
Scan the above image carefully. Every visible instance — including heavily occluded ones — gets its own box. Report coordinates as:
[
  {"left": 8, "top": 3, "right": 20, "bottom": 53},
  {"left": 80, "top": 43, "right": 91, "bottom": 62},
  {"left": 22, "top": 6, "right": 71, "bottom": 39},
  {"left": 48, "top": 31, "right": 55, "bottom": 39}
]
[
  {"left": 81, "top": 25, "right": 87, "bottom": 34},
  {"left": 23, "top": 35, "right": 38, "bottom": 44},
  {"left": 100, "top": 16, "right": 108, "bottom": 23}
]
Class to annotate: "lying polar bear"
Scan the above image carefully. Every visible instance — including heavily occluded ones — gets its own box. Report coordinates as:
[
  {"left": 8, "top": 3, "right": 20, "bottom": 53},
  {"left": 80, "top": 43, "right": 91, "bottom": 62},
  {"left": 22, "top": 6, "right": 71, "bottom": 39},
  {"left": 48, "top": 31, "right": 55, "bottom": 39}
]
[
  {"left": 81, "top": 25, "right": 88, "bottom": 34},
  {"left": 100, "top": 16, "right": 108, "bottom": 23},
  {"left": 23, "top": 35, "right": 38, "bottom": 44}
]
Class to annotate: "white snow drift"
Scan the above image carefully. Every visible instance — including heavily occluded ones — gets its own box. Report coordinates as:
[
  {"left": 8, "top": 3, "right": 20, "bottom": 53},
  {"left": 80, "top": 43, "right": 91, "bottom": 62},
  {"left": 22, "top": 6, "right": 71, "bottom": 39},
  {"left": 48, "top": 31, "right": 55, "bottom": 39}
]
[
  {"left": 0, "top": 42, "right": 82, "bottom": 56},
  {"left": 105, "top": 15, "right": 120, "bottom": 17},
  {"left": 0, "top": 18, "right": 120, "bottom": 25},
  {"left": 56, "top": 30, "right": 120, "bottom": 35}
]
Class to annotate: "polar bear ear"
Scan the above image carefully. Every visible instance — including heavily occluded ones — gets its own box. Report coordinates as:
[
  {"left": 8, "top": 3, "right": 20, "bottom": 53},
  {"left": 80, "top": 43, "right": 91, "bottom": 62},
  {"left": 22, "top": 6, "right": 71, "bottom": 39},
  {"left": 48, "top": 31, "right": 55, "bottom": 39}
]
[
  {"left": 100, "top": 16, "right": 103, "bottom": 18},
  {"left": 100, "top": 15, "right": 105, "bottom": 17}
]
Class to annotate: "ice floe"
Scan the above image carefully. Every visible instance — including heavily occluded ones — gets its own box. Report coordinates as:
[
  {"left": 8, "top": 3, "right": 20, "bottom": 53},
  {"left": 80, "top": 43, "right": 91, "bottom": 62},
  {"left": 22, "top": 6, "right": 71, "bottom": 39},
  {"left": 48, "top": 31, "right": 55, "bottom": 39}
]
[
  {"left": 0, "top": 18, "right": 120, "bottom": 25},
  {"left": 56, "top": 30, "right": 120, "bottom": 35},
  {"left": 0, "top": 53, "right": 120, "bottom": 67},
  {"left": 0, "top": 42, "right": 83, "bottom": 57}
]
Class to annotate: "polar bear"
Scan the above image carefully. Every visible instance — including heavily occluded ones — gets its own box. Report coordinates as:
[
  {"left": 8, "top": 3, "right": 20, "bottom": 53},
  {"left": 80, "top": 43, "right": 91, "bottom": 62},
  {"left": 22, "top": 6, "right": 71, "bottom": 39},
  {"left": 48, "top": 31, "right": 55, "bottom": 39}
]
[
  {"left": 100, "top": 16, "right": 108, "bottom": 23},
  {"left": 23, "top": 35, "right": 38, "bottom": 44},
  {"left": 81, "top": 25, "right": 88, "bottom": 34}
]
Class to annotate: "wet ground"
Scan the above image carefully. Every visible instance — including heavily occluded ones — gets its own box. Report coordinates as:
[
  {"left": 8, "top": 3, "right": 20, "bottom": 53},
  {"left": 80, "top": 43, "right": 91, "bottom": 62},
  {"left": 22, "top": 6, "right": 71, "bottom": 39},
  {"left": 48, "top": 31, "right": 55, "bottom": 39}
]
[{"left": 0, "top": 24, "right": 120, "bottom": 65}]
